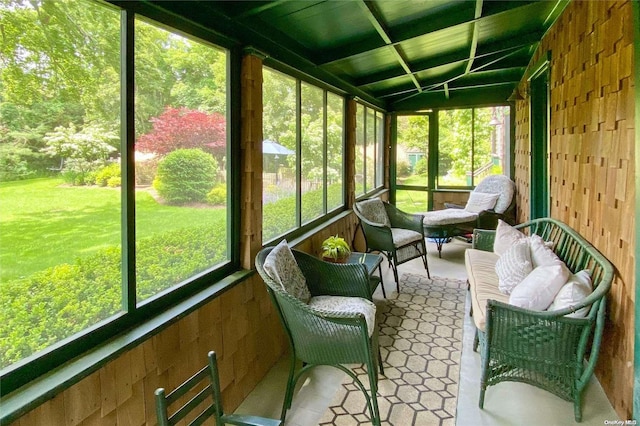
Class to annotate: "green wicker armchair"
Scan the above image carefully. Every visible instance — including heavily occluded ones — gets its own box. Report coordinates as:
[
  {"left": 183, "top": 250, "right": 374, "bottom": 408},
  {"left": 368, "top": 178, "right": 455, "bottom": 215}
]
[
  {"left": 354, "top": 198, "right": 430, "bottom": 290},
  {"left": 472, "top": 218, "right": 613, "bottom": 422},
  {"left": 255, "top": 244, "right": 384, "bottom": 426}
]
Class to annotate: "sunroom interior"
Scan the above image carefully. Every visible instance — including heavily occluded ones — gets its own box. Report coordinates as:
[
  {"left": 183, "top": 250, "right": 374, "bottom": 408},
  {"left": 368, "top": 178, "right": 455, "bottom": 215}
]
[{"left": 0, "top": 0, "right": 638, "bottom": 425}]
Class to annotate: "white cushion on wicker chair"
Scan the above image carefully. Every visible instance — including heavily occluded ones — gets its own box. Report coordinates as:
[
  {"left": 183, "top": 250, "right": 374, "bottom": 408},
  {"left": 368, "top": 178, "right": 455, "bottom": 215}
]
[
  {"left": 473, "top": 175, "right": 515, "bottom": 214},
  {"left": 308, "top": 295, "right": 377, "bottom": 336},
  {"left": 464, "top": 192, "right": 500, "bottom": 213},
  {"left": 391, "top": 228, "right": 423, "bottom": 247},
  {"left": 423, "top": 208, "right": 478, "bottom": 226},
  {"left": 263, "top": 240, "right": 311, "bottom": 303},
  {"left": 355, "top": 198, "right": 391, "bottom": 227}
]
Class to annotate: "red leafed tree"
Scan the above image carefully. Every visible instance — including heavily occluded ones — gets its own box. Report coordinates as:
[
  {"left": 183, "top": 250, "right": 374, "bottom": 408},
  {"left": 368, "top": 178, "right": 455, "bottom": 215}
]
[{"left": 136, "top": 107, "right": 226, "bottom": 159}]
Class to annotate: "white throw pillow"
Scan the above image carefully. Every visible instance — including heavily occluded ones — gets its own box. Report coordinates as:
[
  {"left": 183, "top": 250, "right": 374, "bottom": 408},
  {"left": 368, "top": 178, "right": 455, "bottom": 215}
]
[
  {"left": 496, "top": 239, "right": 533, "bottom": 294},
  {"left": 263, "top": 240, "right": 311, "bottom": 303},
  {"left": 509, "top": 262, "right": 571, "bottom": 310},
  {"left": 464, "top": 192, "right": 500, "bottom": 213},
  {"left": 528, "top": 234, "right": 561, "bottom": 267},
  {"left": 548, "top": 270, "right": 593, "bottom": 318},
  {"left": 493, "top": 219, "right": 527, "bottom": 256}
]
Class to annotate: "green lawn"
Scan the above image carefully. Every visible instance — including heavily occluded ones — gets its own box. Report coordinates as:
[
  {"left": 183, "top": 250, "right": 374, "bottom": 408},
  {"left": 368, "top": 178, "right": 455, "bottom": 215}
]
[{"left": 0, "top": 178, "right": 226, "bottom": 282}]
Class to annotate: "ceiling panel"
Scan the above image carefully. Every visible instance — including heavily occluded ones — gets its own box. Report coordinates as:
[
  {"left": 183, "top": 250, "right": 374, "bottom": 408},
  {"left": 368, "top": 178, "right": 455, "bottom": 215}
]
[{"left": 144, "top": 0, "right": 569, "bottom": 111}]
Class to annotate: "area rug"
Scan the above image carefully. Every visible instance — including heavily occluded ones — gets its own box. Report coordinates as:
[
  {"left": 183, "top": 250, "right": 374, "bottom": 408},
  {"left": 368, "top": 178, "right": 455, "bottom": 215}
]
[{"left": 318, "top": 274, "right": 467, "bottom": 426}]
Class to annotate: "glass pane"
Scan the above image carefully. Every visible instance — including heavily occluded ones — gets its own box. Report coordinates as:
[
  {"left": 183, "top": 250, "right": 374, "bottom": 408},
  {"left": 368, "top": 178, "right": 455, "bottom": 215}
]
[
  {"left": 0, "top": 0, "right": 121, "bottom": 368},
  {"left": 134, "top": 20, "right": 228, "bottom": 303},
  {"left": 327, "top": 92, "right": 344, "bottom": 211},
  {"left": 301, "top": 83, "right": 324, "bottom": 224},
  {"left": 376, "top": 112, "right": 385, "bottom": 188},
  {"left": 355, "top": 104, "right": 365, "bottom": 196},
  {"left": 396, "top": 115, "right": 429, "bottom": 186},
  {"left": 472, "top": 106, "right": 506, "bottom": 185},
  {"left": 262, "top": 68, "right": 297, "bottom": 241},
  {"left": 365, "top": 108, "right": 375, "bottom": 192},
  {"left": 438, "top": 108, "right": 473, "bottom": 187},
  {"left": 395, "top": 190, "right": 429, "bottom": 214}
]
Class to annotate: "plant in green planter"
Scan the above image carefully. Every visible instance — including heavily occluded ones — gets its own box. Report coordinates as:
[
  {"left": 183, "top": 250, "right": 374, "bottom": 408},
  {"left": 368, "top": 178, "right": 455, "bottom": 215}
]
[{"left": 321, "top": 235, "right": 351, "bottom": 263}]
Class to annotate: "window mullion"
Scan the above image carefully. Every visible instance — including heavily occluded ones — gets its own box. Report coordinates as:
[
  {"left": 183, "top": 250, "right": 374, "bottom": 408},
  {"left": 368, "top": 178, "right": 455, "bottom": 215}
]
[{"left": 121, "top": 10, "right": 136, "bottom": 313}]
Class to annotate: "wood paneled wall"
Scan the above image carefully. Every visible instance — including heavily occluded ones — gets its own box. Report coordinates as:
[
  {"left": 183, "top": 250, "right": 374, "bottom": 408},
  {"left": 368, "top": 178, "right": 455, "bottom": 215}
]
[{"left": 513, "top": 0, "right": 635, "bottom": 418}]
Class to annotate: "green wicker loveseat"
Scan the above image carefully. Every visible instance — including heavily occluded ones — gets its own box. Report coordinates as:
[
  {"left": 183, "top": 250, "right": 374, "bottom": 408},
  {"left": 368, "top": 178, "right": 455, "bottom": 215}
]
[{"left": 466, "top": 218, "right": 613, "bottom": 422}]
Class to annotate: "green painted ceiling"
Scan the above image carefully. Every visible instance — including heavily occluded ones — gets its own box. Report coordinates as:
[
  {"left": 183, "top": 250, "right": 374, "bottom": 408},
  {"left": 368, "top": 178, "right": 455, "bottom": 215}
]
[{"left": 145, "top": 0, "right": 567, "bottom": 111}]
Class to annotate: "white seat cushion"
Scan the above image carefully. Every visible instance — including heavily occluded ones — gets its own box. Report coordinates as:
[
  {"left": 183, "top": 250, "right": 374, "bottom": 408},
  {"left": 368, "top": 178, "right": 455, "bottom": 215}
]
[
  {"left": 308, "top": 295, "right": 377, "bottom": 337},
  {"left": 423, "top": 208, "right": 478, "bottom": 226},
  {"left": 465, "top": 249, "right": 508, "bottom": 331},
  {"left": 263, "top": 240, "right": 311, "bottom": 303},
  {"left": 391, "top": 228, "right": 423, "bottom": 247}
]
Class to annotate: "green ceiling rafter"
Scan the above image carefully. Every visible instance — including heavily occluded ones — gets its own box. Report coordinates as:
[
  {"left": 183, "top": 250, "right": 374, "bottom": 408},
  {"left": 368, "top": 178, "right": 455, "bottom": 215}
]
[
  {"left": 356, "top": 0, "right": 421, "bottom": 93},
  {"left": 464, "top": 0, "right": 484, "bottom": 74}
]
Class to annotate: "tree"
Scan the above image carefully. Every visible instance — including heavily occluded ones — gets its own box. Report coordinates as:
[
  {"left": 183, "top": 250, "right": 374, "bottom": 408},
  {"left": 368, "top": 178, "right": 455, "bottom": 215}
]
[
  {"left": 42, "top": 122, "right": 118, "bottom": 184},
  {"left": 135, "top": 107, "right": 226, "bottom": 163}
]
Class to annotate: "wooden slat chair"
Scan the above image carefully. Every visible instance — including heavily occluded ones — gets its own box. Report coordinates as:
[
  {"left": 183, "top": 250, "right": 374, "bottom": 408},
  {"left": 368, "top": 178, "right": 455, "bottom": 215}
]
[{"left": 155, "top": 350, "right": 282, "bottom": 426}]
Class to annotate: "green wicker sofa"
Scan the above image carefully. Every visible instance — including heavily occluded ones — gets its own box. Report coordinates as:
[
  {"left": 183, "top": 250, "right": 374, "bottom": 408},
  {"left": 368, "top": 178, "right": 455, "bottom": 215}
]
[{"left": 465, "top": 218, "right": 613, "bottom": 422}]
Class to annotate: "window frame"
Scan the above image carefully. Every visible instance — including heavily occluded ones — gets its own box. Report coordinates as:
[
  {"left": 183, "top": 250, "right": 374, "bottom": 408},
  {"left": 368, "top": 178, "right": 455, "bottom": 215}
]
[
  {"left": 354, "top": 101, "right": 386, "bottom": 199},
  {"left": 261, "top": 63, "right": 347, "bottom": 244},
  {"left": 0, "top": 2, "right": 240, "bottom": 397}
]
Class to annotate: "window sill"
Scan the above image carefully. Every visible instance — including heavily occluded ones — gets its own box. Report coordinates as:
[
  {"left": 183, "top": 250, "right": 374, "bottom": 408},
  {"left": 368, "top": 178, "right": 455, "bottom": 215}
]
[{"left": 0, "top": 269, "right": 253, "bottom": 425}]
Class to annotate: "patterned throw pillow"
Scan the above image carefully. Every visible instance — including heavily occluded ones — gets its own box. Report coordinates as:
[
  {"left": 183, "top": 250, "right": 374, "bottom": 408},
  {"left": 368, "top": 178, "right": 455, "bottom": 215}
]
[
  {"left": 495, "top": 239, "right": 533, "bottom": 294},
  {"left": 308, "top": 296, "right": 377, "bottom": 337},
  {"left": 263, "top": 240, "right": 311, "bottom": 303},
  {"left": 356, "top": 198, "right": 391, "bottom": 227},
  {"left": 493, "top": 219, "right": 527, "bottom": 256}
]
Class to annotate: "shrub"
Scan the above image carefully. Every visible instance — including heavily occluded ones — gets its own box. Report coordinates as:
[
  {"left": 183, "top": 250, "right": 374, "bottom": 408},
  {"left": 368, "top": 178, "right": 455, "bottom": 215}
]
[
  {"left": 153, "top": 149, "right": 218, "bottom": 204},
  {"left": 0, "top": 224, "right": 227, "bottom": 368},
  {"left": 94, "top": 162, "right": 121, "bottom": 187},
  {"left": 397, "top": 161, "right": 411, "bottom": 177},
  {"left": 107, "top": 176, "right": 121, "bottom": 187},
  {"left": 206, "top": 183, "right": 227, "bottom": 205},
  {"left": 135, "top": 156, "right": 159, "bottom": 186},
  {"left": 414, "top": 157, "right": 428, "bottom": 175}
]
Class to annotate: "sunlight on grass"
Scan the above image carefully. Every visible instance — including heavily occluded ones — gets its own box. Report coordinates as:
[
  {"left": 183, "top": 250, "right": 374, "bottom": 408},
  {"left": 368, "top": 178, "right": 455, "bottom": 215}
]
[{"left": 0, "top": 178, "right": 226, "bottom": 282}]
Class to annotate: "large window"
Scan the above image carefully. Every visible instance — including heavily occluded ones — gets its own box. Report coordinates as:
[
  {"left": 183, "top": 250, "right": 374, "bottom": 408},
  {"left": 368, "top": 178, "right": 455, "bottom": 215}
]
[
  {"left": 0, "top": 0, "right": 230, "bottom": 389},
  {"left": 355, "top": 103, "right": 384, "bottom": 196},
  {"left": 262, "top": 67, "right": 344, "bottom": 242},
  {"left": 437, "top": 106, "right": 508, "bottom": 187}
]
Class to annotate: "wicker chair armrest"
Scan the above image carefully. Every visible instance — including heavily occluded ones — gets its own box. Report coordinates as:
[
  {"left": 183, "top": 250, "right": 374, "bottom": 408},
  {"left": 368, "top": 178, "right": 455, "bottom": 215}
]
[
  {"left": 472, "top": 229, "right": 496, "bottom": 251},
  {"left": 293, "top": 250, "right": 371, "bottom": 299},
  {"left": 385, "top": 203, "right": 425, "bottom": 235}
]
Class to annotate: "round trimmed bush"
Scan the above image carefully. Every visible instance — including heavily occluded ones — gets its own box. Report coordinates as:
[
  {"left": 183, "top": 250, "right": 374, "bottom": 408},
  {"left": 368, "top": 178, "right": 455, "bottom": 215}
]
[{"left": 153, "top": 149, "right": 218, "bottom": 204}]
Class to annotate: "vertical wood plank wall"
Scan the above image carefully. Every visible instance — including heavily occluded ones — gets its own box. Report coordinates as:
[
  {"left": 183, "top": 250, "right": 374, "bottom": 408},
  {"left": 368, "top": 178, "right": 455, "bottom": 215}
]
[{"left": 513, "top": 0, "right": 635, "bottom": 418}]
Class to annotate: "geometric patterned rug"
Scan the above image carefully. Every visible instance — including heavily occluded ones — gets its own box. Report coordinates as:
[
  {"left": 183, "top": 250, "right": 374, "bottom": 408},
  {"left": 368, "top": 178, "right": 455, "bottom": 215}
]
[{"left": 318, "top": 274, "right": 467, "bottom": 426}]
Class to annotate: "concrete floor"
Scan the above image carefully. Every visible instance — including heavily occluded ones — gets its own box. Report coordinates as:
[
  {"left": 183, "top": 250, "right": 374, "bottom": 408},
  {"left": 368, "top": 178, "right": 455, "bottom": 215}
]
[{"left": 236, "top": 238, "right": 619, "bottom": 425}]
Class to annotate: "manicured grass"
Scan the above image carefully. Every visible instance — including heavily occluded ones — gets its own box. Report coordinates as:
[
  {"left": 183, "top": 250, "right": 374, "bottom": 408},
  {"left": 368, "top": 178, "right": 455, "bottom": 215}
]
[{"left": 0, "top": 178, "right": 226, "bottom": 282}]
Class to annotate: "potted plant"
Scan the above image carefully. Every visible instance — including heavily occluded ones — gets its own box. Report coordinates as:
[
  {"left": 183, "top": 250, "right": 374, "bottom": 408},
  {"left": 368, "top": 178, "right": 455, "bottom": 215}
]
[{"left": 321, "top": 235, "right": 351, "bottom": 263}]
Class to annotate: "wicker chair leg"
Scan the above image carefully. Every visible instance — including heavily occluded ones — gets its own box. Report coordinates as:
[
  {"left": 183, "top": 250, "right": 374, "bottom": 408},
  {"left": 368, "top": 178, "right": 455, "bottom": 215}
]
[
  {"left": 473, "top": 330, "right": 479, "bottom": 352},
  {"left": 366, "top": 361, "right": 381, "bottom": 426},
  {"left": 280, "top": 356, "right": 298, "bottom": 422},
  {"left": 574, "top": 394, "right": 582, "bottom": 422},
  {"left": 421, "top": 242, "right": 431, "bottom": 279}
]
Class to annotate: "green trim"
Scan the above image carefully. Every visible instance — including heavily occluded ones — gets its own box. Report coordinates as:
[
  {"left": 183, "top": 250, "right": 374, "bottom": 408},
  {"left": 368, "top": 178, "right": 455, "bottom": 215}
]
[
  {"left": 0, "top": 271, "right": 253, "bottom": 425},
  {"left": 389, "top": 113, "right": 398, "bottom": 204},
  {"left": 529, "top": 52, "right": 551, "bottom": 219},
  {"left": 428, "top": 111, "right": 438, "bottom": 210},
  {"left": 633, "top": 0, "right": 640, "bottom": 419}
]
